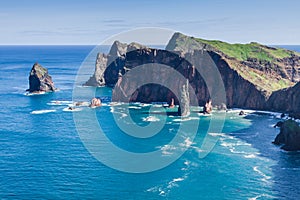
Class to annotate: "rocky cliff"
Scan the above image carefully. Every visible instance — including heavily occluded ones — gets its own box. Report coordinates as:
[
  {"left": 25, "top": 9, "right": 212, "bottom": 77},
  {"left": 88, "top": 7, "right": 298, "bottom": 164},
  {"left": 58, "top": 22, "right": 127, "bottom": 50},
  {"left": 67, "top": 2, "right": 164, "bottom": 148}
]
[
  {"left": 273, "top": 119, "right": 300, "bottom": 151},
  {"left": 267, "top": 82, "right": 300, "bottom": 118},
  {"left": 85, "top": 32, "right": 300, "bottom": 116},
  {"left": 27, "top": 63, "right": 56, "bottom": 93}
]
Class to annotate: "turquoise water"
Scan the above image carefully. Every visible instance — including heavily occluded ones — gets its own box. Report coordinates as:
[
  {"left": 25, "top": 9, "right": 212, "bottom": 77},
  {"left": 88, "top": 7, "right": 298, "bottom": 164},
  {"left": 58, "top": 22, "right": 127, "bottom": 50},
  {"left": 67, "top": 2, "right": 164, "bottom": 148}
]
[{"left": 0, "top": 46, "right": 300, "bottom": 199}]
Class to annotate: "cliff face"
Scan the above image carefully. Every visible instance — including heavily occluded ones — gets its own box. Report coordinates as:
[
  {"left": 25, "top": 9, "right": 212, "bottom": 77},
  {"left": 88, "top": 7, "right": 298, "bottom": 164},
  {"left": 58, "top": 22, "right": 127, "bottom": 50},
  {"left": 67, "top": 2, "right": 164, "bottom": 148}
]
[
  {"left": 267, "top": 82, "right": 300, "bottom": 117},
  {"left": 27, "top": 63, "right": 55, "bottom": 93},
  {"left": 85, "top": 33, "right": 300, "bottom": 116},
  {"left": 84, "top": 41, "right": 147, "bottom": 86},
  {"left": 165, "top": 33, "right": 300, "bottom": 113}
]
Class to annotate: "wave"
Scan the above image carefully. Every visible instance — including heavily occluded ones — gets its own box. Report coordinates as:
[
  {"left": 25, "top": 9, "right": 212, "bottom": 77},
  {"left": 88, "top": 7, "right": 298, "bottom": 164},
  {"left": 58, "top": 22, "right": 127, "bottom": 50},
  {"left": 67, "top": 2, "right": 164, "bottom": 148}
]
[
  {"left": 30, "top": 109, "right": 56, "bottom": 114},
  {"left": 47, "top": 100, "right": 73, "bottom": 106},
  {"left": 128, "top": 106, "right": 142, "bottom": 110},
  {"left": 146, "top": 173, "right": 188, "bottom": 197},
  {"left": 110, "top": 107, "right": 128, "bottom": 118},
  {"left": 172, "top": 117, "right": 199, "bottom": 122},
  {"left": 160, "top": 145, "right": 177, "bottom": 155},
  {"left": 62, "top": 107, "right": 83, "bottom": 112},
  {"left": 253, "top": 166, "right": 272, "bottom": 183},
  {"left": 197, "top": 113, "right": 212, "bottom": 116},
  {"left": 208, "top": 132, "right": 226, "bottom": 137},
  {"left": 248, "top": 194, "right": 275, "bottom": 200},
  {"left": 25, "top": 91, "right": 47, "bottom": 96},
  {"left": 244, "top": 154, "right": 258, "bottom": 159},
  {"left": 179, "top": 137, "right": 194, "bottom": 148},
  {"left": 109, "top": 102, "right": 123, "bottom": 106},
  {"left": 142, "top": 116, "right": 160, "bottom": 122}
]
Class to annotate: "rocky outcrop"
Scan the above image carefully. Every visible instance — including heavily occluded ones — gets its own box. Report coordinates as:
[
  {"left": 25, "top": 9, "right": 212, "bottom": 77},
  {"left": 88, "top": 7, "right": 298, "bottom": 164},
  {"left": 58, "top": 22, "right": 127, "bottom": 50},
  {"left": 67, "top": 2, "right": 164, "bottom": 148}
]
[
  {"left": 89, "top": 98, "right": 102, "bottom": 108},
  {"left": 27, "top": 63, "right": 55, "bottom": 93},
  {"left": 178, "top": 79, "right": 190, "bottom": 116},
  {"left": 84, "top": 53, "right": 108, "bottom": 86},
  {"left": 84, "top": 41, "right": 147, "bottom": 87},
  {"left": 203, "top": 99, "right": 212, "bottom": 114},
  {"left": 273, "top": 120, "right": 300, "bottom": 151},
  {"left": 267, "top": 82, "right": 300, "bottom": 118}
]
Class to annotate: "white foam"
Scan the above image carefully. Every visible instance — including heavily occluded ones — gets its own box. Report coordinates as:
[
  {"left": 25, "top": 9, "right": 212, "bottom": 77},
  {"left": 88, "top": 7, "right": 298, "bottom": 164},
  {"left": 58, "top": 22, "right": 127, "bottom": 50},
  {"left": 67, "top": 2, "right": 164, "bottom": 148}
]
[
  {"left": 109, "top": 102, "right": 123, "bottom": 106},
  {"left": 47, "top": 100, "right": 74, "bottom": 106},
  {"left": 128, "top": 106, "right": 142, "bottom": 109},
  {"left": 248, "top": 194, "right": 275, "bottom": 200},
  {"left": 63, "top": 107, "right": 82, "bottom": 112},
  {"left": 73, "top": 101, "right": 90, "bottom": 107},
  {"left": 208, "top": 132, "right": 226, "bottom": 137},
  {"left": 227, "top": 108, "right": 256, "bottom": 114},
  {"left": 172, "top": 117, "right": 195, "bottom": 122},
  {"left": 244, "top": 154, "right": 257, "bottom": 159},
  {"left": 31, "top": 109, "right": 56, "bottom": 114},
  {"left": 253, "top": 166, "right": 271, "bottom": 182},
  {"left": 152, "top": 104, "right": 163, "bottom": 108},
  {"left": 179, "top": 137, "right": 194, "bottom": 148},
  {"left": 142, "top": 116, "right": 160, "bottom": 122},
  {"left": 146, "top": 174, "right": 188, "bottom": 197},
  {"left": 140, "top": 103, "right": 151, "bottom": 107},
  {"left": 167, "top": 177, "right": 185, "bottom": 189},
  {"left": 161, "top": 145, "right": 176, "bottom": 155},
  {"left": 197, "top": 113, "right": 212, "bottom": 116},
  {"left": 25, "top": 91, "right": 46, "bottom": 96}
]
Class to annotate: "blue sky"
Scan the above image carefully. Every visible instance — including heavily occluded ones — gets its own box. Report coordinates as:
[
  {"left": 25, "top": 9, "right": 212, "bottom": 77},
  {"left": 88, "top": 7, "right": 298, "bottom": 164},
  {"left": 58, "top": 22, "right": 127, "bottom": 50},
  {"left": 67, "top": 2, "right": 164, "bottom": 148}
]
[{"left": 0, "top": 0, "right": 299, "bottom": 45}]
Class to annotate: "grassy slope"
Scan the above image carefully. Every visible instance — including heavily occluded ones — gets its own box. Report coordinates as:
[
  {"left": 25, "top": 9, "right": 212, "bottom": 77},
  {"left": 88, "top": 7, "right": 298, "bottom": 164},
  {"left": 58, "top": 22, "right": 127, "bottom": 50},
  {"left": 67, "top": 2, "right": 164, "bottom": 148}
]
[{"left": 192, "top": 38, "right": 298, "bottom": 92}]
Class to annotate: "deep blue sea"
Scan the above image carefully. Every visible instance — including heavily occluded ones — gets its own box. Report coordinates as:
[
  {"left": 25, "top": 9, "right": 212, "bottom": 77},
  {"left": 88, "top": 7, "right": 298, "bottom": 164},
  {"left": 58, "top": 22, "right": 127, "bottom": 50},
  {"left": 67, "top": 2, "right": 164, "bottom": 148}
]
[{"left": 0, "top": 45, "right": 300, "bottom": 200}]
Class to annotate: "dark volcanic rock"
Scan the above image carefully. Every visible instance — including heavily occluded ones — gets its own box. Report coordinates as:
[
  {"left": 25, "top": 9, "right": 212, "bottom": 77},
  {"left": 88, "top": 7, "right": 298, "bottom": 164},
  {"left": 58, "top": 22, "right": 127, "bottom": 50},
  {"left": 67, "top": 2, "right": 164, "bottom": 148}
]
[
  {"left": 267, "top": 82, "right": 300, "bottom": 116},
  {"left": 273, "top": 120, "right": 300, "bottom": 151},
  {"left": 27, "top": 63, "right": 55, "bottom": 93},
  {"left": 203, "top": 99, "right": 212, "bottom": 114},
  {"left": 84, "top": 41, "right": 147, "bottom": 87}
]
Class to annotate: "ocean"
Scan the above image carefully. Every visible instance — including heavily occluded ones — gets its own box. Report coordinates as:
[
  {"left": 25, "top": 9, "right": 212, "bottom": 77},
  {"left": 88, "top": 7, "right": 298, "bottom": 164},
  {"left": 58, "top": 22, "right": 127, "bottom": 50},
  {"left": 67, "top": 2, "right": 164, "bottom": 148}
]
[{"left": 0, "top": 45, "right": 300, "bottom": 200}]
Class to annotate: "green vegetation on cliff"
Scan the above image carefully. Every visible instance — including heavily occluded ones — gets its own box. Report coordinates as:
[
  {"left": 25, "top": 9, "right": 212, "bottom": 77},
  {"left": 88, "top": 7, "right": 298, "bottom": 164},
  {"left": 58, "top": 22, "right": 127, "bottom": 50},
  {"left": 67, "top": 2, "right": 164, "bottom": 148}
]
[
  {"left": 195, "top": 38, "right": 297, "bottom": 62},
  {"left": 167, "top": 32, "right": 299, "bottom": 93}
]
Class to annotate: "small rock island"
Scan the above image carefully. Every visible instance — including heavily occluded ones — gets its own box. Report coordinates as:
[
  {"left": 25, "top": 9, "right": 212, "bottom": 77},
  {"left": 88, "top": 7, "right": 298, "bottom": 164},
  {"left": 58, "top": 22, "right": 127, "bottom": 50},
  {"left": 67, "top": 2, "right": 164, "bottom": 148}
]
[
  {"left": 27, "top": 63, "right": 56, "bottom": 93},
  {"left": 273, "top": 120, "right": 300, "bottom": 151}
]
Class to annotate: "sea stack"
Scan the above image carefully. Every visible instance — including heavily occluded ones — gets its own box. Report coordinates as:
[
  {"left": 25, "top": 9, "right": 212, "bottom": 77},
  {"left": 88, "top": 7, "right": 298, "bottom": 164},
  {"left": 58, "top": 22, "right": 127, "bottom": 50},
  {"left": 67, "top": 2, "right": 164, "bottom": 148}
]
[
  {"left": 178, "top": 79, "right": 190, "bottom": 117},
  {"left": 27, "top": 63, "right": 56, "bottom": 93},
  {"left": 203, "top": 99, "right": 212, "bottom": 114},
  {"left": 273, "top": 119, "right": 300, "bottom": 151}
]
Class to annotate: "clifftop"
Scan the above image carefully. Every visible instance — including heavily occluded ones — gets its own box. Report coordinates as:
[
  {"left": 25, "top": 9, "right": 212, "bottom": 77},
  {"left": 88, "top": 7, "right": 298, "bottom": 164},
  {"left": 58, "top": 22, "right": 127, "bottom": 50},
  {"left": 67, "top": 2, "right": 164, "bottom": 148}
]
[{"left": 166, "top": 32, "right": 300, "bottom": 94}]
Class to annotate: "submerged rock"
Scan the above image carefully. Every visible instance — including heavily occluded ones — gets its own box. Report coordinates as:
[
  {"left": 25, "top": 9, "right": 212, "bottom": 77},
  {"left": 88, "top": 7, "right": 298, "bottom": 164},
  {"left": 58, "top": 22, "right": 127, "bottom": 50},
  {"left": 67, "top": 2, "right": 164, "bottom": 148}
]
[
  {"left": 239, "top": 110, "right": 245, "bottom": 116},
  {"left": 27, "top": 63, "right": 55, "bottom": 93},
  {"left": 273, "top": 120, "right": 300, "bottom": 151}
]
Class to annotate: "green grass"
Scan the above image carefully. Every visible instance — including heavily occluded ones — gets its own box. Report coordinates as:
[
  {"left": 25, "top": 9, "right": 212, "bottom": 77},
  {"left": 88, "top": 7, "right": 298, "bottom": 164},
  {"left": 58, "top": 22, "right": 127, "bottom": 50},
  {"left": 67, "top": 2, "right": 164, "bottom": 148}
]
[{"left": 195, "top": 38, "right": 294, "bottom": 62}]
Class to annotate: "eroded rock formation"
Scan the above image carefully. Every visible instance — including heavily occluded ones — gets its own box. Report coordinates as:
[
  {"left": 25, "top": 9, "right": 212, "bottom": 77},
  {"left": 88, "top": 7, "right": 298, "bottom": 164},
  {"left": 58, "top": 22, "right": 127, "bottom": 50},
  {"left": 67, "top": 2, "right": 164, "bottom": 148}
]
[
  {"left": 273, "top": 120, "right": 300, "bottom": 151},
  {"left": 27, "top": 63, "right": 55, "bottom": 93}
]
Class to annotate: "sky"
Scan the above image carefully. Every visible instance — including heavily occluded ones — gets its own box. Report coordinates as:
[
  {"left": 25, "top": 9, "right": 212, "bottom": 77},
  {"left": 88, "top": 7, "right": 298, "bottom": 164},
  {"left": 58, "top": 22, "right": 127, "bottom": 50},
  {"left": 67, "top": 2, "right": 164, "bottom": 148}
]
[{"left": 0, "top": 0, "right": 299, "bottom": 45}]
